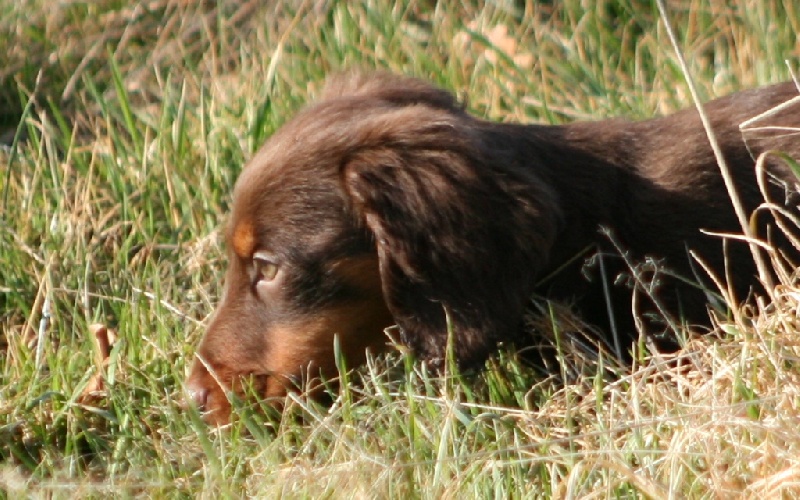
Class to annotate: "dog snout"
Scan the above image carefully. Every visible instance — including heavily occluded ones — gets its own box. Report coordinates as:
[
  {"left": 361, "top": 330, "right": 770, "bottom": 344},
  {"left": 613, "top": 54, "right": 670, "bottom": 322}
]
[{"left": 185, "top": 377, "right": 210, "bottom": 411}]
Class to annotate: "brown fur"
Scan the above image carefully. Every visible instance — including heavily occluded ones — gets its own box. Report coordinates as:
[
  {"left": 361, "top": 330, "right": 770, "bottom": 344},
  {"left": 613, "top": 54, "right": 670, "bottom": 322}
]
[{"left": 186, "top": 72, "right": 800, "bottom": 424}]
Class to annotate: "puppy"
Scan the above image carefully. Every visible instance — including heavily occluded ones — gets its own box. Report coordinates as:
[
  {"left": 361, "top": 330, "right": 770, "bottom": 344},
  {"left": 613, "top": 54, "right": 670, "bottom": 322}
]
[{"left": 186, "top": 73, "right": 800, "bottom": 424}]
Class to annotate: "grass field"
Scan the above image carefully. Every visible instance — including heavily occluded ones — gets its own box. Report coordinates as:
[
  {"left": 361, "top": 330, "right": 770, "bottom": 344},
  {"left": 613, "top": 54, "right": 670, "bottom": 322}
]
[{"left": 2, "top": 0, "right": 800, "bottom": 497}]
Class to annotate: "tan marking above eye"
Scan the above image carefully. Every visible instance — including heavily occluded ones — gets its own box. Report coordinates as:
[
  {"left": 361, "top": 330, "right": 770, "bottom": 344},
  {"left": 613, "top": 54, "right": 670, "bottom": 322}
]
[{"left": 231, "top": 220, "right": 256, "bottom": 258}]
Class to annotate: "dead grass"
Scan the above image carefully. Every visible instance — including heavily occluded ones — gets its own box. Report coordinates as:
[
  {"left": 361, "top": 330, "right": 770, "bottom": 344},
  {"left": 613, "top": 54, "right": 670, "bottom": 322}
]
[{"left": 1, "top": 0, "right": 800, "bottom": 497}]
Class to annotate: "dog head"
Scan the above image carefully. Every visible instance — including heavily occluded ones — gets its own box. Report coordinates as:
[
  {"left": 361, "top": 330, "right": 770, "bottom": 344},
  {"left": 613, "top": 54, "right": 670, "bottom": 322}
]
[{"left": 185, "top": 73, "right": 561, "bottom": 424}]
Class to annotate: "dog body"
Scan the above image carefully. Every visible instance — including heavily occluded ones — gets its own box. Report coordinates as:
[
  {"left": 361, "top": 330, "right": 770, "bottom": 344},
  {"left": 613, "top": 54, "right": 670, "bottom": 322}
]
[{"left": 187, "top": 74, "right": 800, "bottom": 424}]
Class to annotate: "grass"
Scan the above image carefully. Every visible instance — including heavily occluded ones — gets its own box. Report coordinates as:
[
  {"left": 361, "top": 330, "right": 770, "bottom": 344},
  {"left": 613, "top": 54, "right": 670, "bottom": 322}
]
[{"left": 1, "top": 0, "right": 800, "bottom": 496}]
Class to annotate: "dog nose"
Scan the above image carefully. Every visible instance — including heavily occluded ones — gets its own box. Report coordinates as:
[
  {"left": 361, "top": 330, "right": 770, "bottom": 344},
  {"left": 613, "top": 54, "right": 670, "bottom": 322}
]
[{"left": 185, "top": 380, "right": 209, "bottom": 411}]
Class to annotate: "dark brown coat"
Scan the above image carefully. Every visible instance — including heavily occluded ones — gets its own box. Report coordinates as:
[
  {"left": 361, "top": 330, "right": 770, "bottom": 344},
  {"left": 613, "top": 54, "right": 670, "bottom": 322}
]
[{"left": 186, "top": 73, "right": 800, "bottom": 424}]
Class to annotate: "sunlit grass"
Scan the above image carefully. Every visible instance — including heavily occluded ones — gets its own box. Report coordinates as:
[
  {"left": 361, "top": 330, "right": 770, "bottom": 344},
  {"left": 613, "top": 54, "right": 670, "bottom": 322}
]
[{"left": 1, "top": 0, "right": 799, "bottom": 496}]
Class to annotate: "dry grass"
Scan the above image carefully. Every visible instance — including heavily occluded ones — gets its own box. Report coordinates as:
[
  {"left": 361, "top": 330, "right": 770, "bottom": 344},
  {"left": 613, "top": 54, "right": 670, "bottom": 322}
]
[{"left": 1, "top": 0, "right": 800, "bottom": 497}]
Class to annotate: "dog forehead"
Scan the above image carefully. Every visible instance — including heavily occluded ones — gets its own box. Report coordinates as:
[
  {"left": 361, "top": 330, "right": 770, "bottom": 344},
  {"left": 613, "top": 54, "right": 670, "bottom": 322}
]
[
  {"left": 234, "top": 106, "right": 362, "bottom": 190},
  {"left": 230, "top": 169, "right": 342, "bottom": 221},
  {"left": 227, "top": 155, "right": 350, "bottom": 258},
  {"left": 226, "top": 193, "right": 349, "bottom": 261}
]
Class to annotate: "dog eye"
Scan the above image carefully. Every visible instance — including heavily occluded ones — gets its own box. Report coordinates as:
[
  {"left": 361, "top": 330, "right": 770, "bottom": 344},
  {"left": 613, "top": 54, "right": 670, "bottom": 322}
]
[{"left": 253, "top": 252, "right": 280, "bottom": 282}]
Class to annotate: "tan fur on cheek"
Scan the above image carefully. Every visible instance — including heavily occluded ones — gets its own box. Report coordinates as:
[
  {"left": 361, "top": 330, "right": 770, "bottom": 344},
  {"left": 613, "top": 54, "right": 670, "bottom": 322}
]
[
  {"left": 263, "top": 299, "right": 394, "bottom": 398},
  {"left": 263, "top": 255, "right": 393, "bottom": 397}
]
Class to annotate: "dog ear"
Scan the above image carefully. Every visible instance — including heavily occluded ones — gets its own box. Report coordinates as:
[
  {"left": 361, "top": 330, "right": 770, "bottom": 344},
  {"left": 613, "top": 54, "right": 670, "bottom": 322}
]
[{"left": 342, "top": 105, "right": 562, "bottom": 368}]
